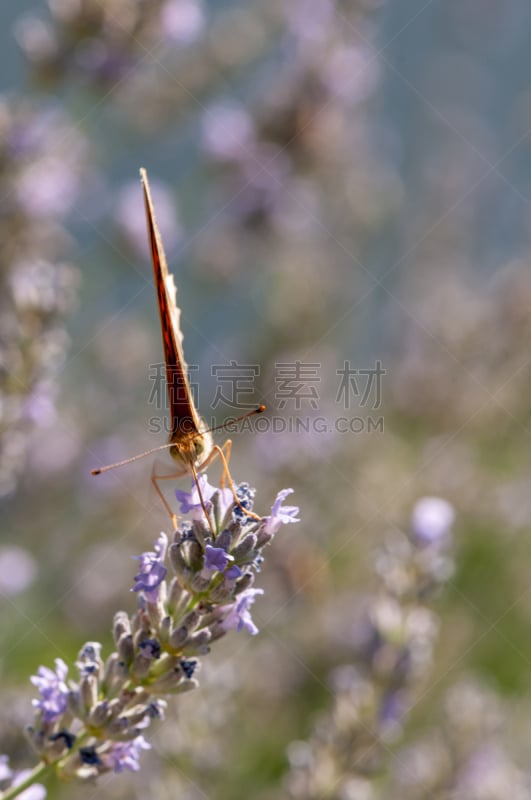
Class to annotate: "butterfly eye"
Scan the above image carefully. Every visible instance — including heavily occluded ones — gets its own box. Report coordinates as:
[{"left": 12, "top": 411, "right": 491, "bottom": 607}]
[{"left": 193, "top": 438, "right": 206, "bottom": 459}]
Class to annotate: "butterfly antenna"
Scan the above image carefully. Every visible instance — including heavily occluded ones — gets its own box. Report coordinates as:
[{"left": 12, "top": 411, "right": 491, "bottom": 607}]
[
  {"left": 91, "top": 442, "right": 176, "bottom": 476},
  {"left": 203, "top": 404, "right": 266, "bottom": 436}
]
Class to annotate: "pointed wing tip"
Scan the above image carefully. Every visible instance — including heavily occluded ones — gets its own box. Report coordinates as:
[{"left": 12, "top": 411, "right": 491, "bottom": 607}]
[{"left": 140, "top": 168, "right": 152, "bottom": 210}]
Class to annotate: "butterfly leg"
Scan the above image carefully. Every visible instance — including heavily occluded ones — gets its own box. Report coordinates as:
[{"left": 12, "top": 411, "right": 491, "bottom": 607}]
[
  {"left": 218, "top": 439, "right": 232, "bottom": 489},
  {"left": 151, "top": 465, "right": 189, "bottom": 530},
  {"left": 200, "top": 441, "right": 262, "bottom": 522}
]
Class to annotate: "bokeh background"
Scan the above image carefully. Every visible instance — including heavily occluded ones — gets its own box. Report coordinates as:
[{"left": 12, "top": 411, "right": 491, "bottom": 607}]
[{"left": 2, "top": 1, "right": 531, "bottom": 798}]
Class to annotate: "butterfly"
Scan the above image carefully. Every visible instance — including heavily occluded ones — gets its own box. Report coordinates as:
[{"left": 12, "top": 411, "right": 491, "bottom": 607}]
[{"left": 92, "top": 168, "right": 264, "bottom": 530}]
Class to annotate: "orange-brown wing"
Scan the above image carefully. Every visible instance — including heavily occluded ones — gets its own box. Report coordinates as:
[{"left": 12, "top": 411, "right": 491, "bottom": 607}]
[{"left": 140, "top": 168, "right": 202, "bottom": 442}]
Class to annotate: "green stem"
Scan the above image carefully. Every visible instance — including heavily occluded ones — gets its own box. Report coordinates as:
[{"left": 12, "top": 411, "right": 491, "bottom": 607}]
[{"left": 1, "top": 761, "right": 52, "bottom": 800}]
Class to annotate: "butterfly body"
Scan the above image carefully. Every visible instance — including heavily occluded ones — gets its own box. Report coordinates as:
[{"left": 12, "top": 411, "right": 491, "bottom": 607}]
[{"left": 140, "top": 168, "right": 213, "bottom": 479}]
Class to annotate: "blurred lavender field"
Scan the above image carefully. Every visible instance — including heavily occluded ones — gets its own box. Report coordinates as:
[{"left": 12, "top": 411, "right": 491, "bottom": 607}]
[{"left": 2, "top": 1, "right": 531, "bottom": 798}]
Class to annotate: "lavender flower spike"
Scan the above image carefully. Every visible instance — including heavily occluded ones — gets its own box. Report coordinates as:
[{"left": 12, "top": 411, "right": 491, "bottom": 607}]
[{"left": 17, "top": 478, "right": 296, "bottom": 794}]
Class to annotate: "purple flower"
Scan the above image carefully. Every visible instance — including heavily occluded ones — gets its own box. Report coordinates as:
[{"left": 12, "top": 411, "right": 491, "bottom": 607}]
[
  {"left": 204, "top": 545, "right": 231, "bottom": 572},
  {"left": 263, "top": 489, "right": 300, "bottom": 535},
  {"left": 216, "top": 486, "right": 235, "bottom": 520},
  {"left": 221, "top": 588, "right": 264, "bottom": 635},
  {"left": 175, "top": 475, "right": 216, "bottom": 520},
  {"left": 103, "top": 736, "right": 151, "bottom": 773},
  {"left": 204, "top": 545, "right": 242, "bottom": 581},
  {"left": 411, "top": 497, "right": 455, "bottom": 545},
  {"left": 30, "top": 658, "right": 69, "bottom": 722},
  {"left": 132, "top": 533, "right": 168, "bottom": 600},
  {"left": 225, "top": 564, "right": 243, "bottom": 580}
]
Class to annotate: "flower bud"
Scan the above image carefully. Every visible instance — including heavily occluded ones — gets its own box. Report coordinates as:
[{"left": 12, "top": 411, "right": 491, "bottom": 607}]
[
  {"left": 131, "top": 654, "right": 152, "bottom": 680},
  {"left": 88, "top": 701, "right": 111, "bottom": 729},
  {"left": 117, "top": 634, "right": 135, "bottom": 666},
  {"left": 181, "top": 629, "right": 211, "bottom": 656},
  {"left": 113, "top": 612, "right": 131, "bottom": 644},
  {"left": 232, "top": 533, "right": 257, "bottom": 561},
  {"left": 80, "top": 674, "right": 99, "bottom": 714}
]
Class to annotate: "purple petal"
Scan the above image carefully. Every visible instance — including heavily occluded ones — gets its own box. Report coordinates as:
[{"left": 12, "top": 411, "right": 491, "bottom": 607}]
[
  {"left": 221, "top": 588, "right": 264, "bottom": 635},
  {"left": 132, "top": 533, "right": 168, "bottom": 600},
  {"left": 104, "top": 736, "right": 151, "bottom": 773},
  {"left": 263, "top": 488, "right": 300, "bottom": 535},
  {"left": 204, "top": 545, "right": 231, "bottom": 572},
  {"left": 216, "top": 487, "right": 235, "bottom": 519},
  {"left": 175, "top": 475, "right": 216, "bottom": 520},
  {"left": 225, "top": 564, "right": 243, "bottom": 580},
  {"left": 31, "top": 659, "right": 69, "bottom": 722}
]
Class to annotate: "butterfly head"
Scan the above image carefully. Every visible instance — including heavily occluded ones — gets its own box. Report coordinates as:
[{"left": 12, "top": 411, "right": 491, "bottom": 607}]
[{"left": 169, "top": 429, "right": 213, "bottom": 468}]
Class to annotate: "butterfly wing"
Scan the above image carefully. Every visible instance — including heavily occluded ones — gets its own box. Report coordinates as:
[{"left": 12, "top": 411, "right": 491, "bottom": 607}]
[{"left": 140, "top": 168, "right": 202, "bottom": 443}]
